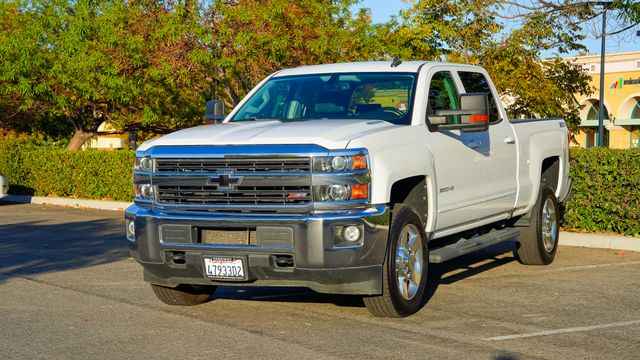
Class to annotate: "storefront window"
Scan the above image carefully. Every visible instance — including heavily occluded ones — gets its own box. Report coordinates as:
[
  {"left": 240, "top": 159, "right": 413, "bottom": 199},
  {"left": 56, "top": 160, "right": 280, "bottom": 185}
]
[{"left": 631, "top": 129, "right": 640, "bottom": 148}]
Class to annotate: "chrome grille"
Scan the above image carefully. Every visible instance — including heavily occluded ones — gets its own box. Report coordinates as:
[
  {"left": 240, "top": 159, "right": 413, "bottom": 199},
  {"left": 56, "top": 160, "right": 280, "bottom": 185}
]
[
  {"left": 156, "top": 185, "right": 312, "bottom": 206},
  {"left": 156, "top": 157, "right": 311, "bottom": 173}
]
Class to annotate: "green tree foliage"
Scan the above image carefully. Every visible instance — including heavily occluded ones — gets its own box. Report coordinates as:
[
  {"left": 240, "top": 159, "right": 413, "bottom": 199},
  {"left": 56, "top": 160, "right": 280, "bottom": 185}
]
[
  {"left": 1, "top": 0, "right": 215, "bottom": 150},
  {"left": 205, "top": 0, "right": 377, "bottom": 107},
  {"left": 1, "top": 0, "right": 639, "bottom": 145},
  {"left": 376, "top": 0, "right": 595, "bottom": 129}
]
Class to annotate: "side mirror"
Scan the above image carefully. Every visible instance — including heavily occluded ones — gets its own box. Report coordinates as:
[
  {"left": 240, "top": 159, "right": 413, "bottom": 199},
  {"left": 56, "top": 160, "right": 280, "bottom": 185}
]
[
  {"left": 205, "top": 99, "right": 226, "bottom": 122},
  {"left": 429, "top": 93, "right": 490, "bottom": 132}
]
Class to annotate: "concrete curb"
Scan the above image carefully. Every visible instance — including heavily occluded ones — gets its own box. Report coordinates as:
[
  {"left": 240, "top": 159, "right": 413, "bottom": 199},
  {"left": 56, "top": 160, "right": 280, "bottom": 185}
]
[
  {"left": 1, "top": 194, "right": 638, "bottom": 251},
  {"left": 0, "top": 194, "right": 131, "bottom": 211},
  {"left": 560, "top": 231, "right": 640, "bottom": 252}
]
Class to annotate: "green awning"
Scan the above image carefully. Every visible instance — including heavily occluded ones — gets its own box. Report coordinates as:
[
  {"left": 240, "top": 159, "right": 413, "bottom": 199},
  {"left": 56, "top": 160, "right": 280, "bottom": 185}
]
[
  {"left": 615, "top": 118, "right": 640, "bottom": 126},
  {"left": 579, "top": 119, "right": 611, "bottom": 127}
]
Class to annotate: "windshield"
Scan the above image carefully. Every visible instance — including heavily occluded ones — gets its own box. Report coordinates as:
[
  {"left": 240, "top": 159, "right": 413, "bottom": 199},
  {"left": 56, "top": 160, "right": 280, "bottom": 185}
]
[{"left": 230, "top": 72, "right": 417, "bottom": 125}]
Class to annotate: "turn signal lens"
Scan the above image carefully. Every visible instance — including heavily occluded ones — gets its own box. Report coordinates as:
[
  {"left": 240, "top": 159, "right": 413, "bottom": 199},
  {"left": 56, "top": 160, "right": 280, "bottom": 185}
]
[
  {"left": 350, "top": 183, "right": 368, "bottom": 200},
  {"left": 352, "top": 155, "right": 367, "bottom": 170}
]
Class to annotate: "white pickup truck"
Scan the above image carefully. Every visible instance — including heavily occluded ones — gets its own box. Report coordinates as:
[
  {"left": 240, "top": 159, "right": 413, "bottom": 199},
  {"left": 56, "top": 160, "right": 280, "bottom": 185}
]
[{"left": 126, "top": 61, "right": 570, "bottom": 317}]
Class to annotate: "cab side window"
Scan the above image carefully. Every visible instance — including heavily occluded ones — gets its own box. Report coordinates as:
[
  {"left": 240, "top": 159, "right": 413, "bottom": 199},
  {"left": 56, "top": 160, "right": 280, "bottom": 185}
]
[
  {"left": 458, "top": 71, "right": 500, "bottom": 123},
  {"left": 427, "top": 71, "right": 461, "bottom": 125}
]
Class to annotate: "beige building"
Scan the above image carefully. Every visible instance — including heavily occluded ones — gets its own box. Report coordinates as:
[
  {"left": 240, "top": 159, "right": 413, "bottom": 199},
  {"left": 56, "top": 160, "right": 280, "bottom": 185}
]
[
  {"left": 81, "top": 121, "right": 129, "bottom": 150},
  {"left": 567, "top": 51, "right": 640, "bottom": 149}
]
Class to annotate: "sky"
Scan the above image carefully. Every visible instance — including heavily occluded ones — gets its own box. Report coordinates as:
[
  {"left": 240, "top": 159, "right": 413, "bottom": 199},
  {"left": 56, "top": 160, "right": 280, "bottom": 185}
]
[{"left": 356, "top": 0, "right": 640, "bottom": 56}]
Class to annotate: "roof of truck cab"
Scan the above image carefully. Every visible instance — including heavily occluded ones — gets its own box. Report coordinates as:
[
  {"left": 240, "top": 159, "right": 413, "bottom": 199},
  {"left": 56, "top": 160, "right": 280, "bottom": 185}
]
[{"left": 273, "top": 61, "right": 438, "bottom": 76}]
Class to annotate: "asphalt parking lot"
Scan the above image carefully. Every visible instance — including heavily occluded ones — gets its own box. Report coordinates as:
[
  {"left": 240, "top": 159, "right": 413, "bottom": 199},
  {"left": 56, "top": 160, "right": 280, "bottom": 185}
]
[{"left": 1, "top": 203, "right": 639, "bottom": 360}]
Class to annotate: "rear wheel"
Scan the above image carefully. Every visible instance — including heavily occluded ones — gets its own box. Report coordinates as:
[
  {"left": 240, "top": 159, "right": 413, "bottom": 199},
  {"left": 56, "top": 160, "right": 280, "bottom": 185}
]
[
  {"left": 515, "top": 187, "right": 559, "bottom": 265},
  {"left": 364, "top": 206, "right": 429, "bottom": 317},
  {"left": 151, "top": 284, "right": 216, "bottom": 306}
]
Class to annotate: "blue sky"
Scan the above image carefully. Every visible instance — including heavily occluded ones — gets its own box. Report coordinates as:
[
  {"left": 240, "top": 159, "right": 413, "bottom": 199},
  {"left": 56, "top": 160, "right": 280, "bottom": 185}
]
[{"left": 356, "top": 0, "right": 639, "bottom": 56}]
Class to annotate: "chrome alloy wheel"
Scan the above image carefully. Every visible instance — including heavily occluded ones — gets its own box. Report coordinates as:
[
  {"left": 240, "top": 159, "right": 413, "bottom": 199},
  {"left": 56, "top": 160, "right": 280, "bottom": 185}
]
[
  {"left": 541, "top": 197, "right": 558, "bottom": 253},
  {"left": 395, "top": 224, "right": 424, "bottom": 301}
]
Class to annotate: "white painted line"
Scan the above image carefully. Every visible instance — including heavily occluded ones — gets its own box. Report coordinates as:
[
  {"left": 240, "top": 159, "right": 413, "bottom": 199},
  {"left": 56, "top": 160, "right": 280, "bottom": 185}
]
[
  {"left": 485, "top": 320, "right": 640, "bottom": 341},
  {"left": 540, "top": 261, "right": 640, "bottom": 274}
]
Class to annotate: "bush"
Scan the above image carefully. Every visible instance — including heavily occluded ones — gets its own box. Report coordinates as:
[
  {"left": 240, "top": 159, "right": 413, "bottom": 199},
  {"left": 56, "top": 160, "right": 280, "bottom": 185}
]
[
  {"left": 1, "top": 138, "right": 639, "bottom": 235},
  {"left": 0, "top": 137, "right": 134, "bottom": 201},
  {"left": 564, "top": 148, "right": 640, "bottom": 236}
]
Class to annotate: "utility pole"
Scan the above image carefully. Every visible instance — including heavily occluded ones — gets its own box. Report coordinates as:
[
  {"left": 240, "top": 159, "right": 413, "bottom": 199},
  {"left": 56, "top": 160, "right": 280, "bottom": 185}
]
[{"left": 596, "top": 1, "right": 612, "bottom": 147}]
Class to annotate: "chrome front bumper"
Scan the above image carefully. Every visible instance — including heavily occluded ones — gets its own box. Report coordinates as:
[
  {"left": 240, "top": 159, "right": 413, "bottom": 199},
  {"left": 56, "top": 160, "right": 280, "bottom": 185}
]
[{"left": 125, "top": 204, "right": 391, "bottom": 295}]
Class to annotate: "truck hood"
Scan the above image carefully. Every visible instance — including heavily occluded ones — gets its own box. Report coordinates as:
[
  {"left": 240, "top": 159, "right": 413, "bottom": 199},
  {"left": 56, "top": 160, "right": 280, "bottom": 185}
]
[{"left": 138, "top": 119, "right": 397, "bottom": 151}]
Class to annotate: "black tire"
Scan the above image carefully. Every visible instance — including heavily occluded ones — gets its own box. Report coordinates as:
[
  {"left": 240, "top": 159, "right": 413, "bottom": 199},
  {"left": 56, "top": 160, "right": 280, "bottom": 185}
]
[
  {"left": 151, "top": 284, "right": 215, "bottom": 306},
  {"left": 515, "top": 187, "right": 559, "bottom": 265},
  {"left": 364, "top": 206, "right": 429, "bottom": 317}
]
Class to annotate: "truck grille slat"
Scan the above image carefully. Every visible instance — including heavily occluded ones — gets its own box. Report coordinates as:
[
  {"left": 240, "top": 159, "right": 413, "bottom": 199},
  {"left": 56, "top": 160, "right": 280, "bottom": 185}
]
[
  {"left": 156, "top": 157, "right": 311, "bottom": 173},
  {"left": 157, "top": 185, "right": 311, "bottom": 206}
]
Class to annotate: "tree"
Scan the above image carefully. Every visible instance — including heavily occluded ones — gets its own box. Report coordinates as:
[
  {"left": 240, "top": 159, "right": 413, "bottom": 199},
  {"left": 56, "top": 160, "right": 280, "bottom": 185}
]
[
  {"left": 204, "top": 0, "right": 377, "bottom": 108},
  {"left": 0, "top": 0, "right": 215, "bottom": 150},
  {"left": 377, "top": 0, "right": 594, "bottom": 129}
]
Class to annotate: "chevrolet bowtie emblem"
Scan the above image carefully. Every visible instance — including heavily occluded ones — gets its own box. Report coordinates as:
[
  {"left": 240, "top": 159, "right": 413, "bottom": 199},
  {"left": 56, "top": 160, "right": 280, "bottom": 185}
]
[{"left": 208, "top": 173, "right": 243, "bottom": 190}]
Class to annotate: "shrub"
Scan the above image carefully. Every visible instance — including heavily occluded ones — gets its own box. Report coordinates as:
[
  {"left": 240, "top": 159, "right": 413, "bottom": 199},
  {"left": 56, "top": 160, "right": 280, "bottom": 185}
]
[
  {"left": 0, "top": 137, "right": 134, "bottom": 201},
  {"left": 1, "top": 139, "right": 639, "bottom": 235},
  {"left": 564, "top": 148, "right": 640, "bottom": 236}
]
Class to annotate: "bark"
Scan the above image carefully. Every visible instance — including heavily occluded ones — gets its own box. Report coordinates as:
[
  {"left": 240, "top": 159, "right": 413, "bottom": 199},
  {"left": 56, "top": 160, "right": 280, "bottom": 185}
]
[{"left": 67, "top": 128, "right": 95, "bottom": 151}]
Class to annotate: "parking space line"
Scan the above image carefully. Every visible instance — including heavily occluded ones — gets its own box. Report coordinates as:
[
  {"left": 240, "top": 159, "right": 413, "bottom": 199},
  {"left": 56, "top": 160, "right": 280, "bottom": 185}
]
[{"left": 485, "top": 320, "right": 640, "bottom": 341}]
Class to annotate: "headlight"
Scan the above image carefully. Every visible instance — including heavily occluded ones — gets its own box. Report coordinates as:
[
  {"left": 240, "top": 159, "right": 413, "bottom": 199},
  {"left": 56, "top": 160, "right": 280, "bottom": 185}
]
[
  {"left": 314, "top": 183, "right": 368, "bottom": 202},
  {"left": 134, "top": 156, "right": 154, "bottom": 172},
  {"left": 134, "top": 183, "right": 155, "bottom": 201},
  {"left": 313, "top": 154, "right": 367, "bottom": 172}
]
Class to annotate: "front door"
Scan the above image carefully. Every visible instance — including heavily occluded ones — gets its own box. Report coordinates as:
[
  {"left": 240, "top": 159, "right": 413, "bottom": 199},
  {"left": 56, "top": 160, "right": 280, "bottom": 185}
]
[{"left": 424, "top": 68, "right": 517, "bottom": 232}]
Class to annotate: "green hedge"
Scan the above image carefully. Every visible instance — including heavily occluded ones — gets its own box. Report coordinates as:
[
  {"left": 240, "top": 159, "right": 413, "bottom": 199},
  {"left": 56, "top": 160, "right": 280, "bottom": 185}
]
[
  {"left": 1, "top": 139, "right": 639, "bottom": 235},
  {"left": 0, "top": 138, "right": 134, "bottom": 201},
  {"left": 564, "top": 148, "right": 640, "bottom": 236}
]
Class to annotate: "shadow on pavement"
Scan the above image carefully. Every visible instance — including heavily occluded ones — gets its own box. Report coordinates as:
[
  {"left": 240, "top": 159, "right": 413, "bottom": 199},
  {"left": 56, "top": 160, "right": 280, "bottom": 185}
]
[
  {"left": 0, "top": 218, "right": 128, "bottom": 282},
  {"left": 210, "top": 241, "right": 518, "bottom": 310}
]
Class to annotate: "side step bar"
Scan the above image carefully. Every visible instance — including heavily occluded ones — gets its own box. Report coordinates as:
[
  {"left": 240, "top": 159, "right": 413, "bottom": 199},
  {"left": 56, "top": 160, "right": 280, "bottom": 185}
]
[{"left": 429, "top": 227, "right": 521, "bottom": 264}]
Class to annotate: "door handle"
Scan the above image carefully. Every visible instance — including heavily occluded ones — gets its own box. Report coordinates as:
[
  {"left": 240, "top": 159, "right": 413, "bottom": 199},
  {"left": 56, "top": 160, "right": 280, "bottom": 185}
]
[{"left": 504, "top": 137, "right": 515, "bottom": 144}]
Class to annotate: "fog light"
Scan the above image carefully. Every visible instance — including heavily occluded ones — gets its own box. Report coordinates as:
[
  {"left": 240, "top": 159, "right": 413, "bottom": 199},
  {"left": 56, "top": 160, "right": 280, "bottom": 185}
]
[
  {"left": 343, "top": 225, "right": 361, "bottom": 242},
  {"left": 126, "top": 219, "right": 135, "bottom": 242}
]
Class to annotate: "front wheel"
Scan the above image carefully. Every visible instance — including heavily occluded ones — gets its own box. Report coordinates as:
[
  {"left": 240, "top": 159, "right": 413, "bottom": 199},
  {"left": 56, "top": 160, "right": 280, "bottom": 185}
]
[
  {"left": 151, "top": 284, "right": 216, "bottom": 306},
  {"left": 515, "top": 187, "right": 559, "bottom": 265},
  {"left": 364, "top": 206, "right": 429, "bottom": 317}
]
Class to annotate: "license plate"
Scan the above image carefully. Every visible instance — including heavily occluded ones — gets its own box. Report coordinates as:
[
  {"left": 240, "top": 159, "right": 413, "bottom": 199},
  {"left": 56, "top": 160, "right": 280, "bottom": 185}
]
[{"left": 203, "top": 256, "right": 246, "bottom": 280}]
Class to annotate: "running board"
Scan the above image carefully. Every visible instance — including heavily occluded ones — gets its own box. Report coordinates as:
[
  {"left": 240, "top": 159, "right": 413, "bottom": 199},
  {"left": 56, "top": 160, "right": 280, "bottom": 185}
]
[{"left": 429, "top": 227, "right": 521, "bottom": 264}]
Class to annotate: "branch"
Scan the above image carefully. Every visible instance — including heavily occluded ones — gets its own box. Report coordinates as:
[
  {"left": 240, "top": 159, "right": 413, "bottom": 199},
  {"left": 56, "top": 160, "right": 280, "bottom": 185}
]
[{"left": 605, "top": 21, "right": 640, "bottom": 36}]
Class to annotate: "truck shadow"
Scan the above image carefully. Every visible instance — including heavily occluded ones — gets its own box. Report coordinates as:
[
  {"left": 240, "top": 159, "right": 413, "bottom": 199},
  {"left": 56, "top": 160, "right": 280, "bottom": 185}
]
[
  {"left": 213, "top": 241, "right": 517, "bottom": 309},
  {"left": 0, "top": 217, "right": 128, "bottom": 282}
]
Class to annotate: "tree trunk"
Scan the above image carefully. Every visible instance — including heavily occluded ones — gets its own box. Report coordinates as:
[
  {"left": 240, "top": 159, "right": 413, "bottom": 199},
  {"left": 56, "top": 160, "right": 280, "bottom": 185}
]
[{"left": 67, "top": 128, "right": 95, "bottom": 151}]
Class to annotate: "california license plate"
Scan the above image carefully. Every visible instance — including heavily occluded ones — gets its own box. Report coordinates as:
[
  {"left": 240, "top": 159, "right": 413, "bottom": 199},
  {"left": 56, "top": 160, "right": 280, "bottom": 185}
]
[{"left": 203, "top": 256, "right": 246, "bottom": 281}]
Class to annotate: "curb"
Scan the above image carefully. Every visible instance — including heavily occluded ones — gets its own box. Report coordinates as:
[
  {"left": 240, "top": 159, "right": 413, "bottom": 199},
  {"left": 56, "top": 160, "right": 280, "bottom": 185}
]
[
  {"left": 559, "top": 231, "right": 640, "bottom": 252},
  {"left": 1, "top": 194, "right": 638, "bottom": 251},
  {"left": 0, "top": 194, "right": 131, "bottom": 211}
]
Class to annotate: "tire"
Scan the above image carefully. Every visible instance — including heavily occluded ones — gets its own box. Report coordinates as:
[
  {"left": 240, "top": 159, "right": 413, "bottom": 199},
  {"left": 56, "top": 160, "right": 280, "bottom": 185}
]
[
  {"left": 364, "top": 206, "right": 429, "bottom": 317},
  {"left": 151, "top": 284, "right": 215, "bottom": 306},
  {"left": 515, "top": 187, "right": 559, "bottom": 265}
]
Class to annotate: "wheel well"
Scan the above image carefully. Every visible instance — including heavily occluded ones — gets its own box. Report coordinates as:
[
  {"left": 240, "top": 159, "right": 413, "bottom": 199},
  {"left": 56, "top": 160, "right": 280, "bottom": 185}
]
[
  {"left": 390, "top": 176, "right": 428, "bottom": 224},
  {"left": 541, "top": 156, "right": 560, "bottom": 193}
]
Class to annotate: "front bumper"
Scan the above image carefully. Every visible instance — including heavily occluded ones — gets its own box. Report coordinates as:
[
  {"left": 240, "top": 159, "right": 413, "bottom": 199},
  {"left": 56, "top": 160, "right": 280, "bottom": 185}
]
[{"left": 125, "top": 205, "right": 391, "bottom": 295}]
